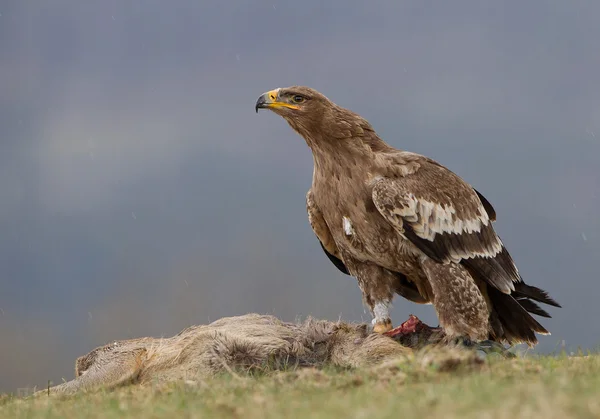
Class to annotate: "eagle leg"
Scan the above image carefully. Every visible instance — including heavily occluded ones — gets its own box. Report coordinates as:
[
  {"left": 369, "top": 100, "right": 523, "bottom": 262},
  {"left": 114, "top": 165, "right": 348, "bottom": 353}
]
[
  {"left": 342, "top": 256, "right": 398, "bottom": 335},
  {"left": 420, "top": 258, "right": 490, "bottom": 342},
  {"left": 362, "top": 276, "right": 396, "bottom": 334},
  {"left": 371, "top": 301, "right": 393, "bottom": 333}
]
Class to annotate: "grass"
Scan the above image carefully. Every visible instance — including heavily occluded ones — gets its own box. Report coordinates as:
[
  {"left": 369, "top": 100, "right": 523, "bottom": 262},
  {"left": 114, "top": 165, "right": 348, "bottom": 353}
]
[{"left": 2, "top": 353, "right": 599, "bottom": 418}]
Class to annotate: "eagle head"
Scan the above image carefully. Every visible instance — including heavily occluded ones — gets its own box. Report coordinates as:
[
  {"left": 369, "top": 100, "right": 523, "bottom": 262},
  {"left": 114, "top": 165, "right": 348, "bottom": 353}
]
[
  {"left": 255, "top": 86, "right": 379, "bottom": 149},
  {"left": 254, "top": 86, "right": 328, "bottom": 114},
  {"left": 255, "top": 86, "right": 337, "bottom": 136}
]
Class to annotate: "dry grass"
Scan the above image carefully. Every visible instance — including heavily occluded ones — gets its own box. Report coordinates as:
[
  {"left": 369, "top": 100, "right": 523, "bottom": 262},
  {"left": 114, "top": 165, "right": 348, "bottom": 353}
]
[{"left": 2, "top": 352, "right": 599, "bottom": 419}]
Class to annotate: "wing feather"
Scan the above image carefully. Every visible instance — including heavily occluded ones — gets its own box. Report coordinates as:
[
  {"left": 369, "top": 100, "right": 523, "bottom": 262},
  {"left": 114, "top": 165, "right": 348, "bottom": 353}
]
[
  {"left": 306, "top": 189, "right": 343, "bottom": 263},
  {"left": 371, "top": 156, "right": 519, "bottom": 294},
  {"left": 474, "top": 188, "right": 496, "bottom": 221},
  {"left": 319, "top": 241, "right": 350, "bottom": 275}
]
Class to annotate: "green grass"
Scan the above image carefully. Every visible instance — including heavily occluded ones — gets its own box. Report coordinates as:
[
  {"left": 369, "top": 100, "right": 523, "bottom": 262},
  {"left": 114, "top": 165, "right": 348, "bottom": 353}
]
[{"left": 2, "top": 354, "right": 599, "bottom": 418}]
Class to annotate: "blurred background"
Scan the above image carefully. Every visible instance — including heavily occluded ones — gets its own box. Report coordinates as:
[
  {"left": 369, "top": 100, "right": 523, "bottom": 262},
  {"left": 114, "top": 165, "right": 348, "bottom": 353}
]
[{"left": 1, "top": 1, "right": 599, "bottom": 393}]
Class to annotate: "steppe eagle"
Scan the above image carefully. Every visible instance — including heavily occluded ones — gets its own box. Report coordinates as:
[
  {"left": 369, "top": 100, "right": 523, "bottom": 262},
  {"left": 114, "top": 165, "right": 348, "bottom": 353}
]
[{"left": 255, "top": 86, "right": 560, "bottom": 346}]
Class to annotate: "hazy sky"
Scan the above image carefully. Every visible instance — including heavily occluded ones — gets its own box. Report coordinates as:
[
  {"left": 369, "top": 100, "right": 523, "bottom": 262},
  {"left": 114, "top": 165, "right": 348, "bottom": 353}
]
[{"left": 1, "top": 1, "right": 599, "bottom": 392}]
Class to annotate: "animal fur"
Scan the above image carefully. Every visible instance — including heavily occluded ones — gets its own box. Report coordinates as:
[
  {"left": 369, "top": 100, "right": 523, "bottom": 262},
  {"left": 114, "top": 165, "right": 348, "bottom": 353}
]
[{"left": 35, "top": 314, "right": 455, "bottom": 396}]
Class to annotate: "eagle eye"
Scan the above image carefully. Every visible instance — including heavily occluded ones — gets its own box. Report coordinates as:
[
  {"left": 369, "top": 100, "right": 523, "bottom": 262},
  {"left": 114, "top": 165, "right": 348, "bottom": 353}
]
[{"left": 292, "top": 95, "right": 305, "bottom": 104}]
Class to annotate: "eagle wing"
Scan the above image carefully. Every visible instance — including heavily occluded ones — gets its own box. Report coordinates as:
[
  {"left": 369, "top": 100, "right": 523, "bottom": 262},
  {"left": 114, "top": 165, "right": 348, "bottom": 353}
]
[
  {"left": 371, "top": 155, "right": 519, "bottom": 294},
  {"left": 306, "top": 190, "right": 349, "bottom": 275}
]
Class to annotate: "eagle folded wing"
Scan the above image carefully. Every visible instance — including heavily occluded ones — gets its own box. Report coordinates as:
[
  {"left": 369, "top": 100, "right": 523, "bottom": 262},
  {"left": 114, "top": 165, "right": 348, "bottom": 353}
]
[
  {"left": 371, "top": 160, "right": 519, "bottom": 294},
  {"left": 306, "top": 190, "right": 349, "bottom": 275}
]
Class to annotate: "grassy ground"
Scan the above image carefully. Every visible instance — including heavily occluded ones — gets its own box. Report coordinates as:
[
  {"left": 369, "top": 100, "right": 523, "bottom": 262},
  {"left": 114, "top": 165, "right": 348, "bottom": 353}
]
[{"left": 2, "top": 352, "right": 599, "bottom": 419}]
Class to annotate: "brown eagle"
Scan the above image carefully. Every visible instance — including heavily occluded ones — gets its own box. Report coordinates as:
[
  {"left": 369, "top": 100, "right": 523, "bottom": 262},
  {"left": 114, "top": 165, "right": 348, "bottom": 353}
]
[{"left": 255, "top": 86, "right": 560, "bottom": 346}]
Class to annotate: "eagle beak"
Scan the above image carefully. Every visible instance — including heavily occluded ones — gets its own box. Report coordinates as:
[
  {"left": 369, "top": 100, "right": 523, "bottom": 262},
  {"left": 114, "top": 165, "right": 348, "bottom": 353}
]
[{"left": 255, "top": 89, "right": 300, "bottom": 113}]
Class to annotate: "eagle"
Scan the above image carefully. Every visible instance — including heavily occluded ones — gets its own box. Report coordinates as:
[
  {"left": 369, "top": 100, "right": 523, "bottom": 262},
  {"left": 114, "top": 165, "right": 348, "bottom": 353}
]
[{"left": 255, "top": 86, "right": 560, "bottom": 346}]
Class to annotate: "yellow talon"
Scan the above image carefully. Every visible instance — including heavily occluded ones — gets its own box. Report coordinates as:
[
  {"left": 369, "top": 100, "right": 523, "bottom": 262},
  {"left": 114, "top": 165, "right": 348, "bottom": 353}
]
[{"left": 373, "top": 320, "right": 393, "bottom": 334}]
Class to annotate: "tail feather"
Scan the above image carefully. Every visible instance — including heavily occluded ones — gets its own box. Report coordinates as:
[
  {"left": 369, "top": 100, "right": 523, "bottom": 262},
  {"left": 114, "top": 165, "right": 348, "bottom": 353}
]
[
  {"left": 515, "top": 298, "right": 551, "bottom": 318},
  {"left": 464, "top": 251, "right": 560, "bottom": 345},
  {"left": 513, "top": 282, "right": 561, "bottom": 308},
  {"left": 487, "top": 286, "right": 550, "bottom": 346}
]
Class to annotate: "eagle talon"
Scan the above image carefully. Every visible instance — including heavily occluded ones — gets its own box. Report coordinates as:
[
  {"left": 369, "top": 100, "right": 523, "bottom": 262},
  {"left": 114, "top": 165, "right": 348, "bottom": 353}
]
[
  {"left": 372, "top": 319, "right": 393, "bottom": 334},
  {"left": 443, "top": 337, "right": 515, "bottom": 358},
  {"left": 453, "top": 336, "right": 473, "bottom": 347},
  {"left": 473, "top": 340, "right": 516, "bottom": 358},
  {"left": 440, "top": 335, "right": 477, "bottom": 349}
]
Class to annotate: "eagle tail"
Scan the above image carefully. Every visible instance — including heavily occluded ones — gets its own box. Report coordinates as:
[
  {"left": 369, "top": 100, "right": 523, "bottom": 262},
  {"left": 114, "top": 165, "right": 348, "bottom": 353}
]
[
  {"left": 487, "top": 286, "right": 551, "bottom": 346},
  {"left": 512, "top": 282, "right": 561, "bottom": 308}
]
